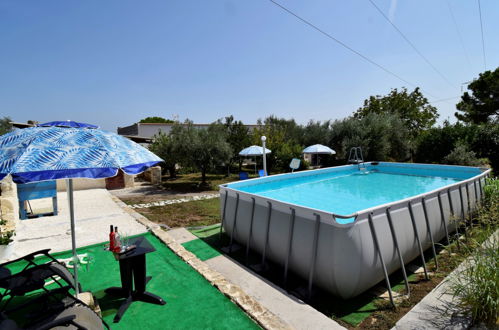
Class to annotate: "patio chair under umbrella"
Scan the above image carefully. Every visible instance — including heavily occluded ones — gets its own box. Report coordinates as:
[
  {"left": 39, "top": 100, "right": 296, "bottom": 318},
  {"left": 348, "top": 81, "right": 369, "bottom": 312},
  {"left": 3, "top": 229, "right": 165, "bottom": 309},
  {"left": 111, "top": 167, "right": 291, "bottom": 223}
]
[
  {"left": 0, "top": 124, "right": 162, "bottom": 295},
  {"left": 302, "top": 144, "right": 336, "bottom": 167},
  {"left": 238, "top": 145, "right": 271, "bottom": 174}
]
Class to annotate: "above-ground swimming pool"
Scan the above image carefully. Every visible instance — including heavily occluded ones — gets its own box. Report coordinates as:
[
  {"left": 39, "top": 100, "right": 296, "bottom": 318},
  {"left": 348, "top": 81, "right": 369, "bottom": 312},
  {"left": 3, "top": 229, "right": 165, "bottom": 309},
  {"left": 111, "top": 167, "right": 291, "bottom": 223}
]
[{"left": 220, "top": 162, "right": 490, "bottom": 299}]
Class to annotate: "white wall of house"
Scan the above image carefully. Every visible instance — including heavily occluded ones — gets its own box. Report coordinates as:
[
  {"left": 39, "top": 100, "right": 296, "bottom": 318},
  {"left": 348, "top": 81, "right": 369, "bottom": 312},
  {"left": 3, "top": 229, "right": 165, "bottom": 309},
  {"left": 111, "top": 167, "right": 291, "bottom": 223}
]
[
  {"left": 137, "top": 124, "right": 174, "bottom": 138},
  {"left": 56, "top": 178, "right": 106, "bottom": 191}
]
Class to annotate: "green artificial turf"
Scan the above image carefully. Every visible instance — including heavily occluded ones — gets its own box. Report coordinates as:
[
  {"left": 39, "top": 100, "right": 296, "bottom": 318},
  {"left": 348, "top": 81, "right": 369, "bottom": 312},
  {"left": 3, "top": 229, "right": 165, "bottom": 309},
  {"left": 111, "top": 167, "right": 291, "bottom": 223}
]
[
  {"left": 182, "top": 239, "right": 220, "bottom": 261},
  {"left": 4, "top": 233, "right": 259, "bottom": 330},
  {"left": 183, "top": 224, "right": 224, "bottom": 261},
  {"left": 188, "top": 223, "right": 222, "bottom": 238}
]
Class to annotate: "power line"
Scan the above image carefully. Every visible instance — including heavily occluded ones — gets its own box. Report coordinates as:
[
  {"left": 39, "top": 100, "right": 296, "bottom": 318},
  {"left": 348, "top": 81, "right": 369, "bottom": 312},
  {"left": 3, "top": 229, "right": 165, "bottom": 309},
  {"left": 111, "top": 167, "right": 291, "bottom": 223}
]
[
  {"left": 446, "top": 0, "right": 473, "bottom": 72},
  {"left": 267, "top": 0, "right": 437, "bottom": 99},
  {"left": 429, "top": 96, "right": 460, "bottom": 104},
  {"left": 367, "top": 0, "right": 456, "bottom": 89},
  {"left": 477, "top": 0, "right": 486, "bottom": 70}
]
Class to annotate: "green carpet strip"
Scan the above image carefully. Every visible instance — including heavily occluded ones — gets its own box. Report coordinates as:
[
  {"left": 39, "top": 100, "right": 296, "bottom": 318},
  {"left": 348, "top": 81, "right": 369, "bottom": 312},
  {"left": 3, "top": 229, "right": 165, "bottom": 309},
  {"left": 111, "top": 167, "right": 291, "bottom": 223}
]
[{"left": 4, "top": 232, "right": 258, "bottom": 329}]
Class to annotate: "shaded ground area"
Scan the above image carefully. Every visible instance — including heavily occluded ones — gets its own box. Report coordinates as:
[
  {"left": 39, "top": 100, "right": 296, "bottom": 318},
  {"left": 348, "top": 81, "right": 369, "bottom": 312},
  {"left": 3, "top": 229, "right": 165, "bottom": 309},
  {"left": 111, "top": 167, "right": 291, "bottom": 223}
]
[
  {"left": 182, "top": 224, "right": 485, "bottom": 329},
  {"left": 110, "top": 181, "right": 212, "bottom": 205},
  {"left": 159, "top": 173, "right": 241, "bottom": 193},
  {"left": 4, "top": 233, "right": 259, "bottom": 330},
  {"left": 112, "top": 172, "right": 258, "bottom": 205}
]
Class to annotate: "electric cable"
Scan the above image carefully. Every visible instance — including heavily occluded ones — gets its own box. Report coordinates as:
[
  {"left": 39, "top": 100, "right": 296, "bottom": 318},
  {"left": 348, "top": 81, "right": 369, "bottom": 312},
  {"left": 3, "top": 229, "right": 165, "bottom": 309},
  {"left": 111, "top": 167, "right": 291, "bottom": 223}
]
[
  {"left": 368, "top": 0, "right": 456, "bottom": 88},
  {"left": 267, "top": 0, "right": 438, "bottom": 99},
  {"left": 477, "top": 0, "right": 487, "bottom": 70}
]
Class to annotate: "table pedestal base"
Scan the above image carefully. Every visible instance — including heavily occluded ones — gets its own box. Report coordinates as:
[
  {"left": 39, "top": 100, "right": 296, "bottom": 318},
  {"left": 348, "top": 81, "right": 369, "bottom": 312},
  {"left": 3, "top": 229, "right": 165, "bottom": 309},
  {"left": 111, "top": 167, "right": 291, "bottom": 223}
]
[{"left": 105, "top": 277, "right": 166, "bottom": 323}]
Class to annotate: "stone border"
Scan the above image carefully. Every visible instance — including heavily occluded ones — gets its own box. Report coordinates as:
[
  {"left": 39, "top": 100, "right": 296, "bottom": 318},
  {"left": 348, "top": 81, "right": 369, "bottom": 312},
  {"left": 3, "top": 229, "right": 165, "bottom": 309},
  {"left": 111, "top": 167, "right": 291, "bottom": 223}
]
[
  {"left": 111, "top": 195, "right": 290, "bottom": 330},
  {"left": 129, "top": 193, "right": 219, "bottom": 209}
]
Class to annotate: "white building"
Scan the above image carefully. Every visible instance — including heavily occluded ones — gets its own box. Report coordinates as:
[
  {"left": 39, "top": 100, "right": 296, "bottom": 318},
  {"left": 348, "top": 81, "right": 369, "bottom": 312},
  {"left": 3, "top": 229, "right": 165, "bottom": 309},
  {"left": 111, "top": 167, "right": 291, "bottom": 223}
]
[{"left": 117, "top": 122, "right": 258, "bottom": 140}]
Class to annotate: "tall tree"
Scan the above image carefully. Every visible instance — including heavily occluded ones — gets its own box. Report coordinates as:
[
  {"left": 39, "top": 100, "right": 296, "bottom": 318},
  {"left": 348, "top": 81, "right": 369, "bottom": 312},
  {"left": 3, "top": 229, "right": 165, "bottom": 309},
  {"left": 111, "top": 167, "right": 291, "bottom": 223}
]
[
  {"left": 252, "top": 116, "right": 304, "bottom": 172},
  {"left": 330, "top": 113, "right": 411, "bottom": 161},
  {"left": 189, "top": 123, "right": 232, "bottom": 185},
  {"left": 301, "top": 120, "right": 331, "bottom": 147},
  {"left": 353, "top": 87, "right": 438, "bottom": 136},
  {"left": 455, "top": 67, "right": 499, "bottom": 124},
  {"left": 0, "top": 117, "right": 12, "bottom": 136},
  {"left": 139, "top": 116, "right": 175, "bottom": 123},
  {"left": 149, "top": 130, "right": 179, "bottom": 178},
  {"left": 174, "top": 121, "right": 232, "bottom": 185},
  {"left": 220, "top": 116, "right": 250, "bottom": 173}
]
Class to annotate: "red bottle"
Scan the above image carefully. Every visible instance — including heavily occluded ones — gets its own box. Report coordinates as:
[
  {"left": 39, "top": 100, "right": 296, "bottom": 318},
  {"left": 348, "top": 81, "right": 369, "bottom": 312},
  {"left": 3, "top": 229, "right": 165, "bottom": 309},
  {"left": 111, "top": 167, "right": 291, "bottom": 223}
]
[{"left": 109, "top": 225, "right": 115, "bottom": 252}]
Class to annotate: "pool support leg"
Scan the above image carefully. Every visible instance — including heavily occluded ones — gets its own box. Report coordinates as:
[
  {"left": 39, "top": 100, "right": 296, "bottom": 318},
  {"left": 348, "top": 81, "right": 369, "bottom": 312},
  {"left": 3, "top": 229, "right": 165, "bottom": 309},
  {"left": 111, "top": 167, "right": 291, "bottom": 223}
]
[
  {"left": 245, "top": 198, "right": 256, "bottom": 265},
  {"left": 437, "top": 192, "right": 450, "bottom": 245},
  {"left": 259, "top": 202, "right": 272, "bottom": 270},
  {"left": 386, "top": 208, "right": 410, "bottom": 296},
  {"left": 448, "top": 188, "right": 461, "bottom": 248},
  {"left": 219, "top": 191, "right": 229, "bottom": 243},
  {"left": 422, "top": 198, "right": 438, "bottom": 270},
  {"left": 307, "top": 213, "right": 321, "bottom": 300},
  {"left": 458, "top": 185, "right": 468, "bottom": 241},
  {"left": 283, "top": 208, "right": 296, "bottom": 289},
  {"left": 478, "top": 178, "right": 483, "bottom": 203},
  {"left": 408, "top": 201, "right": 429, "bottom": 280},
  {"left": 368, "top": 213, "right": 395, "bottom": 307},
  {"left": 473, "top": 179, "right": 478, "bottom": 207},
  {"left": 228, "top": 193, "right": 240, "bottom": 254},
  {"left": 465, "top": 183, "right": 472, "bottom": 223}
]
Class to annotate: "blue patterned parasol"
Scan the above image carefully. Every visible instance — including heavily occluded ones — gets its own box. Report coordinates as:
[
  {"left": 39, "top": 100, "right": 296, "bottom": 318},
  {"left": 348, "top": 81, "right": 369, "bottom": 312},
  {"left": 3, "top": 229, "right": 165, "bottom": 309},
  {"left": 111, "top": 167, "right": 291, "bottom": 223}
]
[
  {"left": 0, "top": 126, "right": 161, "bottom": 183},
  {"left": 0, "top": 125, "right": 162, "bottom": 294},
  {"left": 37, "top": 120, "right": 99, "bottom": 129}
]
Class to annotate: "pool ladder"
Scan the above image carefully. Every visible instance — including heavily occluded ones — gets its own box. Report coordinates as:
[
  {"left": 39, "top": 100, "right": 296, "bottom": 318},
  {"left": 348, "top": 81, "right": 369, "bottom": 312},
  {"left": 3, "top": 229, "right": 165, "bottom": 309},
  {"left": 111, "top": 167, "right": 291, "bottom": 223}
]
[{"left": 348, "top": 147, "right": 365, "bottom": 170}]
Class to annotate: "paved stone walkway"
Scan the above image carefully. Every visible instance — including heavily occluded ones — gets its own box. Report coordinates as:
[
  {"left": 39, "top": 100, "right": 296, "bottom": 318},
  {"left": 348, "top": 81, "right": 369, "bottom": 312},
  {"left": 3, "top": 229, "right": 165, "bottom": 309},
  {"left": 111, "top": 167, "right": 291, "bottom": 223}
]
[
  {"left": 10, "top": 189, "right": 148, "bottom": 261},
  {"left": 129, "top": 193, "right": 219, "bottom": 209}
]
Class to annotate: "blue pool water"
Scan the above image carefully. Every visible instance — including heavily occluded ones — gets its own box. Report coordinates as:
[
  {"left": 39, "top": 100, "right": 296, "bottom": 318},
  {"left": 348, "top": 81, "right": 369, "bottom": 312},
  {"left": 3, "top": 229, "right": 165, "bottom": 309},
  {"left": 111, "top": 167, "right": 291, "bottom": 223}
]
[{"left": 236, "top": 171, "right": 459, "bottom": 218}]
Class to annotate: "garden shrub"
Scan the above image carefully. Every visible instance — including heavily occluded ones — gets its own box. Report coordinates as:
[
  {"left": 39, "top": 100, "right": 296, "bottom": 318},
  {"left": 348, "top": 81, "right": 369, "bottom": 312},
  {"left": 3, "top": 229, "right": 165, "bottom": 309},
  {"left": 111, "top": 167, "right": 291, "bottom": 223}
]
[
  {"left": 451, "top": 178, "right": 499, "bottom": 327},
  {"left": 443, "top": 143, "right": 481, "bottom": 166}
]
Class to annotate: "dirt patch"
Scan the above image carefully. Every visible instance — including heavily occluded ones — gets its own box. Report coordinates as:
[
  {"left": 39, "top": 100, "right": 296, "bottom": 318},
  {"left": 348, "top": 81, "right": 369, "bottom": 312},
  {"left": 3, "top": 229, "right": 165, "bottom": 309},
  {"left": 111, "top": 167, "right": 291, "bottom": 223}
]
[{"left": 133, "top": 198, "right": 221, "bottom": 228}]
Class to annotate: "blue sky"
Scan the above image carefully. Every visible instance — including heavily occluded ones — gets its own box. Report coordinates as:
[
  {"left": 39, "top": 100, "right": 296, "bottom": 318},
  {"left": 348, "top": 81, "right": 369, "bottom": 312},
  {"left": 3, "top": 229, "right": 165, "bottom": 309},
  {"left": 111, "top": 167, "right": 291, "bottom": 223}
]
[{"left": 1, "top": 0, "right": 498, "bottom": 131}]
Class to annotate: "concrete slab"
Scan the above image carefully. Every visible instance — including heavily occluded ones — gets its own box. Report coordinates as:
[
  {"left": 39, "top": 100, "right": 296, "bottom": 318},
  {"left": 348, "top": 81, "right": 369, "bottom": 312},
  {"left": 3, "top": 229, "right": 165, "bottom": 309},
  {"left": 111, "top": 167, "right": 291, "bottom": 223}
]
[
  {"left": 12, "top": 189, "right": 147, "bottom": 259},
  {"left": 206, "top": 255, "right": 345, "bottom": 330},
  {"left": 167, "top": 228, "right": 198, "bottom": 244}
]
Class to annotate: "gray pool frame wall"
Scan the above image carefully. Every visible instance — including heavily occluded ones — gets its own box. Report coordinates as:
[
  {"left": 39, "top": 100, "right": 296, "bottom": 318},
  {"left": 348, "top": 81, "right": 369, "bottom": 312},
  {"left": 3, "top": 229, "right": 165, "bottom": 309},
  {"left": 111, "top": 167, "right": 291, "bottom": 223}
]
[{"left": 219, "top": 162, "right": 492, "bottom": 302}]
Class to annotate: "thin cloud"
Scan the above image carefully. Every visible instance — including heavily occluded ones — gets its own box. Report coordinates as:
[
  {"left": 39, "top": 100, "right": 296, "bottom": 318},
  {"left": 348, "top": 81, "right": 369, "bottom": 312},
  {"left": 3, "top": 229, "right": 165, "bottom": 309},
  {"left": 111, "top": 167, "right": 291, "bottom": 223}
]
[{"left": 389, "top": 0, "right": 398, "bottom": 22}]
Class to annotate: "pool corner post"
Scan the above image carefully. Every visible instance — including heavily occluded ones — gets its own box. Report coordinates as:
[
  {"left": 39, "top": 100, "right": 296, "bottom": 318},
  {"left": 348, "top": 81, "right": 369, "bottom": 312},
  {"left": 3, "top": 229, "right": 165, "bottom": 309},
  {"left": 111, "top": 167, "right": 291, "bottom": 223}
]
[{"left": 261, "top": 136, "right": 267, "bottom": 176}]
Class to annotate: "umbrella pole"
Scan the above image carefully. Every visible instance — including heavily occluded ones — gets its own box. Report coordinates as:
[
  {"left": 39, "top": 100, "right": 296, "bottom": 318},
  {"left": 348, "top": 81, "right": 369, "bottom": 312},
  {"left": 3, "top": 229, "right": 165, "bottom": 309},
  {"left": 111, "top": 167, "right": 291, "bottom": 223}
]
[{"left": 67, "top": 178, "right": 80, "bottom": 296}]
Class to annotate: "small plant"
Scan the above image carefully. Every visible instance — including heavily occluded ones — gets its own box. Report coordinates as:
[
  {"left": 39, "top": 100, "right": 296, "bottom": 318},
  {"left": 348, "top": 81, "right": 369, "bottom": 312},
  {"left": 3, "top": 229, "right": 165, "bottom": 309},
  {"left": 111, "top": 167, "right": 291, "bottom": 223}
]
[
  {"left": 451, "top": 238, "right": 498, "bottom": 327},
  {"left": 451, "top": 178, "right": 499, "bottom": 327},
  {"left": 0, "top": 219, "right": 14, "bottom": 245},
  {"left": 483, "top": 177, "right": 499, "bottom": 205}
]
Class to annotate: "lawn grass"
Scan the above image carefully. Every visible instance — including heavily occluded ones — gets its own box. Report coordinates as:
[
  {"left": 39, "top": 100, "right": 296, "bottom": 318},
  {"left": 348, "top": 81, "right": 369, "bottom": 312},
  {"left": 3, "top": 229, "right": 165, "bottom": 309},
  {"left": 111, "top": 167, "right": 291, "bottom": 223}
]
[{"left": 136, "top": 197, "right": 221, "bottom": 228}]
